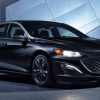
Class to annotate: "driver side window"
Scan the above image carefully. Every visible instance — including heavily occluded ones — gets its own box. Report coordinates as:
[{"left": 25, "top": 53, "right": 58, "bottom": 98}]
[{"left": 7, "top": 24, "right": 24, "bottom": 38}]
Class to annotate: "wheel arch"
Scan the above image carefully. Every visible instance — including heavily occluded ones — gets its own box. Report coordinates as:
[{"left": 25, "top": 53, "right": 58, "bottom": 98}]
[
  {"left": 30, "top": 50, "right": 54, "bottom": 80},
  {"left": 30, "top": 50, "right": 52, "bottom": 68}
]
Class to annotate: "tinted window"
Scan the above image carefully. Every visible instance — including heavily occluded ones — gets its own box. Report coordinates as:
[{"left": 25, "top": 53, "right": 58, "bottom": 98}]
[
  {"left": 0, "top": 24, "right": 7, "bottom": 38},
  {"left": 22, "top": 22, "right": 88, "bottom": 39},
  {"left": 8, "top": 24, "right": 24, "bottom": 38},
  {"left": 38, "top": 27, "right": 53, "bottom": 38},
  {"left": 22, "top": 22, "right": 56, "bottom": 38}
]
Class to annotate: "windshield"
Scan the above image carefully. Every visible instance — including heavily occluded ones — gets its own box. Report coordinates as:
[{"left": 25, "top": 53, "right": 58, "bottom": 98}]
[{"left": 21, "top": 22, "right": 88, "bottom": 39}]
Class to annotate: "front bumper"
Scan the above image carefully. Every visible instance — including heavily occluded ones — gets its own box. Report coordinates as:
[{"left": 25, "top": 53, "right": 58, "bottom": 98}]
[{"left": 52, "top": 56, "right": 100, "bottom": 83}]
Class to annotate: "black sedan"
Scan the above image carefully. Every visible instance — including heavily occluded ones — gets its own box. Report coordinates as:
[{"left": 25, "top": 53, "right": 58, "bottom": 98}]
[{"left": 0, "top": 20, "right": 100, "bottom": 87}]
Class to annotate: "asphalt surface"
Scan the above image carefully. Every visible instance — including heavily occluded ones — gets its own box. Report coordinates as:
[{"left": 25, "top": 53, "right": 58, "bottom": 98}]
[{"left": 0, "top": 74, "right": 100, "bottom": 100}]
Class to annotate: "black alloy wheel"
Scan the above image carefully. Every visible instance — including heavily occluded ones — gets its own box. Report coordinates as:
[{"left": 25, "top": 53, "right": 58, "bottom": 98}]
[{"left": 32, "top": 55, "right": 52, "bottom": 87}]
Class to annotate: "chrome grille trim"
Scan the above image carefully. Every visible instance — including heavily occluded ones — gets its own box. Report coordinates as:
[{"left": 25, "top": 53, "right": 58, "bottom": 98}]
[{"left": 81, "top": 58, "right": 100, "bottom": 74}]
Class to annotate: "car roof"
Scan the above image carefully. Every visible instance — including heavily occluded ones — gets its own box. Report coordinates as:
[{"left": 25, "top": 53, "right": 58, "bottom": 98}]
[
  {"left": 0, "top": 20, "right": 75, "bottom": 31},
  {"left": 4, "top": 20, "right": 63, "bottom": 24}
]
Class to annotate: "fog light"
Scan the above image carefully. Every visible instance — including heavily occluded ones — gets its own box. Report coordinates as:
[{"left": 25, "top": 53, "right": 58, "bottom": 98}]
[{"left": 61, "top": 63, "right": 82, "bottom": 74}]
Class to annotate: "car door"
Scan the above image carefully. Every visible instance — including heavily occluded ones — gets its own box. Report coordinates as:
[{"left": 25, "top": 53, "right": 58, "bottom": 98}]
[
  {"left": 0, "top": 23, "right": 31, "bottom": 73},
  {"left": 0, "top": 23, "right": 10, "bottom": 71}
]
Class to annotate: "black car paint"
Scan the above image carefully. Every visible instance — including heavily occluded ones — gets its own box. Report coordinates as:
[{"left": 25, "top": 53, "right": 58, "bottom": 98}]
[{"left": 0, "top": 21, "right": 100, "bottom": 83}]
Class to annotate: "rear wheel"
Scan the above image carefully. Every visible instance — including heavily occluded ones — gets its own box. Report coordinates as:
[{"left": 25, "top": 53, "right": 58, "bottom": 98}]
[{"left": 32, "top": 55, "right": 53, "bottom": 87}]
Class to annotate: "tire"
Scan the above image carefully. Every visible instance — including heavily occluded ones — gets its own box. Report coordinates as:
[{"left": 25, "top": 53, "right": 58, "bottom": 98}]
[{"left": 32, "top": 54, "right": 53, "bottom": 87}]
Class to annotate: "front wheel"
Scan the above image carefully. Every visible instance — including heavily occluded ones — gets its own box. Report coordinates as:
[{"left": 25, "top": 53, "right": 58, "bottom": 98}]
[{"left": 32, "top": 55, "right": 53, "bottom": 87}]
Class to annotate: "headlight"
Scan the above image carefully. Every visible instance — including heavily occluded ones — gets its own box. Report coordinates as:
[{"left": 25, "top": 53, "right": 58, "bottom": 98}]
[
  {"left": 63, "top": 50, "right": 81, "bottom": 57},
  {"left": 54, "top": 49, "right": 81, "bottom": 57}
]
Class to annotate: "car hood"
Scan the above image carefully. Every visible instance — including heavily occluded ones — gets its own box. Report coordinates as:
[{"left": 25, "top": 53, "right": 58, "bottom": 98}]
[{"left": 47, "top": 37, "right": 100, "bottom": 52}]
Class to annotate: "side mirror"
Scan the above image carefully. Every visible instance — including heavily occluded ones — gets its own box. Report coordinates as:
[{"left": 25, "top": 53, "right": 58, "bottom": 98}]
[
  {"left": 13, "top": 29, "right": 25, "bottom": 39},
  {"left": 13, "top": 29, "right": 30, "bottom": 47},
  {"left": 22, "top": 37, "right": 30, "bottom": 48}
]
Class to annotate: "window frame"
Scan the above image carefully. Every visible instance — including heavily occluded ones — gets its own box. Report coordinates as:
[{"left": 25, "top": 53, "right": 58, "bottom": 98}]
[
  {"left": 57, "top": 26, "right": 79, "bottom": 38},
  {"left": 7, "top": 23, "right": 25, "bottom": 39},
  {"left": 54, "top": 23, "right": 88, "bottom": 38},
  {"left": 0, "top": 23, "right": 9, "bottom": 39}
]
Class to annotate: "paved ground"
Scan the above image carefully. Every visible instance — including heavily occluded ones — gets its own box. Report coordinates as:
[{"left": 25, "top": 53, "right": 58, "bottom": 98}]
[{"left": 0, "top": 74, "right": 100, "bottom": 100}]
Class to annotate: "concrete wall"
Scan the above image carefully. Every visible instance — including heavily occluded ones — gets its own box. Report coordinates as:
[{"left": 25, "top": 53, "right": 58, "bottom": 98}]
[
  {"left": 0, "top": 0, "right": 100, "bottom": 34},
  {"left": 0, "top": 0, "right": 19, "bottom": 23}
]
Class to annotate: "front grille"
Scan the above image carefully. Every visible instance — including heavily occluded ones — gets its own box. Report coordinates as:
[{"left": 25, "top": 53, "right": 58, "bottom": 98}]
[{"left": 81, "top": 58, "right": 100, "bottom": 74}]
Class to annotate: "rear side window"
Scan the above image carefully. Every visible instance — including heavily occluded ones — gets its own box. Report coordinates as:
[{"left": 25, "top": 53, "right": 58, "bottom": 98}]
[{"left": 0, "top": 24, "right": 7, "bottom": 38}]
